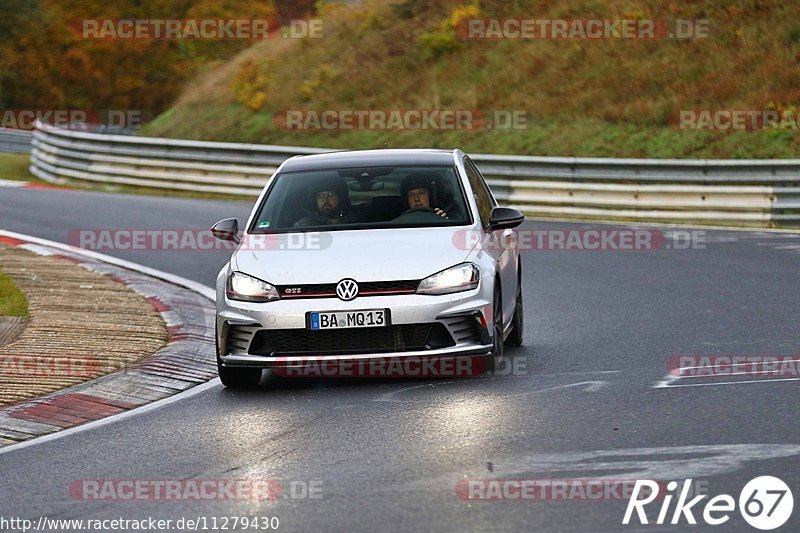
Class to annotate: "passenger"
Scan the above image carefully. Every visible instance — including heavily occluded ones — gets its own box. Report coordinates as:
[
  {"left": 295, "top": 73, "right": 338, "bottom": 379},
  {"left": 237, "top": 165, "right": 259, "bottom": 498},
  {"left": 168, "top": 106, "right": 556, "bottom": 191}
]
[
  {"left": 294, "top": 175, "right": 361, "bottom": 227},
  {"left": 400, "top": 173, "right": 448, "bottom": 218}
]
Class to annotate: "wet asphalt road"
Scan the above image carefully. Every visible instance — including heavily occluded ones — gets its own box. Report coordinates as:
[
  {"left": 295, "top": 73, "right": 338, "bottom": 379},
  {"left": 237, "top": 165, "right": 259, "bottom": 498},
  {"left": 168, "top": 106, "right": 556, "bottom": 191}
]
[{"left": 1, "top": 186, "right": 799, "bottom": 532}]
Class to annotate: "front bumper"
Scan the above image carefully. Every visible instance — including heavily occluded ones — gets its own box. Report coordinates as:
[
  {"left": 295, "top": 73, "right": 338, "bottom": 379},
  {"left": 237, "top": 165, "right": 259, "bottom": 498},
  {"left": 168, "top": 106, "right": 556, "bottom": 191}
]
[{"left": 216, "top": 283, "right": 495, "bottom": 368}]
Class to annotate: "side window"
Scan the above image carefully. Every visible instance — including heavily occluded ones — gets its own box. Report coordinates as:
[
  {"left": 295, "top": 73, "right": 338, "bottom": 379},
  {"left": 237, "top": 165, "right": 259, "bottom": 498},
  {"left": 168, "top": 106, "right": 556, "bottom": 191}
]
[{"left": 463, "top": 157, "right": 494, "bottom": 226}]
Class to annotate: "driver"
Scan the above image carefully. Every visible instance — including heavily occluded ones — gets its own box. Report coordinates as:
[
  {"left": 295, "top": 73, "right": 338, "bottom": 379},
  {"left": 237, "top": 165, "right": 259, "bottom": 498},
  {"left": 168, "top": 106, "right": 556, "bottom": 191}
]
[
  {"left": 400, "top": 173, "right": 448, "bottom": 218},
  {"left": 294, "top": 175, "right": 361, "bottom": 227}
]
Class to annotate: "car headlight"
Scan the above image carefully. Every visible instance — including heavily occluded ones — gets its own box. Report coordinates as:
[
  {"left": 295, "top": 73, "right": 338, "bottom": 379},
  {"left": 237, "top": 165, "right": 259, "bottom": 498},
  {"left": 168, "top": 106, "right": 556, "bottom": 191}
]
[
  {"left": 226, "top": 271, "right": 280, "bottom": 302},
  {"left": 417, "top": 263, "right": 479, "bottom": 295}
]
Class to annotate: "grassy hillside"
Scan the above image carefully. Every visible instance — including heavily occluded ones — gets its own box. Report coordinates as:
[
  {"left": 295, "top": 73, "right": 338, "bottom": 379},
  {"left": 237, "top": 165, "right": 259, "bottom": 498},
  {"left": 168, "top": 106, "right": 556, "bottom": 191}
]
[{"left": 142, "top": 0, "right": 800, "bottom": 158}]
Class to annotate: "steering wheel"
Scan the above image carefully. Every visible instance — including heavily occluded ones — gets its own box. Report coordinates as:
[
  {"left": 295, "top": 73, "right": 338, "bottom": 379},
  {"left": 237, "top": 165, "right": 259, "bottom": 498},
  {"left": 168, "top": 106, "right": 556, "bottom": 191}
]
[{"left": 392, "top": 207, "right": 444, "bottom": 223}]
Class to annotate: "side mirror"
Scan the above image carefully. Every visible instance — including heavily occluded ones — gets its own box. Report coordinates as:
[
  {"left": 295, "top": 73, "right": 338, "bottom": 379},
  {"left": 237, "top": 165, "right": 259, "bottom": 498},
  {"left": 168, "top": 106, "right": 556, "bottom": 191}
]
[
  {"left": 211, "top": 218, "right": 241, "bottom": 244},
  {"left": 486, "top": 207, "right": 525, "bottom": 232}
]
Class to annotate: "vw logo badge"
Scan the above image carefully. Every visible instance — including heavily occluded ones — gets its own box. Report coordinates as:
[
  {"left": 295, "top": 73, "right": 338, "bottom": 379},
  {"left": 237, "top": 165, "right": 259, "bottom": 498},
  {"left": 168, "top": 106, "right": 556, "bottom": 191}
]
[{"left": 336, "top": 279, "right": 359, "bottom": 301}]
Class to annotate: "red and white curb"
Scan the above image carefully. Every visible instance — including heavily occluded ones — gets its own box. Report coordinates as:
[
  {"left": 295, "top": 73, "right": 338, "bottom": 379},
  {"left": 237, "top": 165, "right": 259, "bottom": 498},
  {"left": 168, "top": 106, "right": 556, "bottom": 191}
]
[
  {"left": 0, "top": 179, "right": 62, "bottom": 190},
  {"left": 0, "top": 230, "right": 218, "bottom": 449},
  {"left": 0, "top": 179, "right": 28, "bottom": 188}
]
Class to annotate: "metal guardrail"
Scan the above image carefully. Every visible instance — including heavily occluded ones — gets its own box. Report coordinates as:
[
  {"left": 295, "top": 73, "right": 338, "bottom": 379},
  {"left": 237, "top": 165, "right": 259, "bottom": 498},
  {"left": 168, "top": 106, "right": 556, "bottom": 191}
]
[
  {"left": 29, "top": 123, "right": 800, "bottom": 226},
  {"left": 1, "top": 126, "right": 138, "bottom": 154},
  {"left": 0, "top": 128, "right": 33, "bottom": 153}
]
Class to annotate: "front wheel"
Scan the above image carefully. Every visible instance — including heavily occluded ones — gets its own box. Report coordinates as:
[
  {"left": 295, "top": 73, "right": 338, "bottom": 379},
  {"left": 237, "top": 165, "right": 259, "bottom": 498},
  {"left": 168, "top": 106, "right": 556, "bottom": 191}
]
[
  {"left": 484, "top": 282, "right": 504, "bottom": 374},
  {"left": 504, "top": 282, "right": 524, "bottom": 347}
]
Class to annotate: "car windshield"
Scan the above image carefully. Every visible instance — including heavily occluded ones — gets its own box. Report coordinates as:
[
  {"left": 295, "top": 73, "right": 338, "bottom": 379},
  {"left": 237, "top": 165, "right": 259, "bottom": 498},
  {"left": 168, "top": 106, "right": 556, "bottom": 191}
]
[{"left": 249, "top": 165, "right": 472, "bottom": 232}]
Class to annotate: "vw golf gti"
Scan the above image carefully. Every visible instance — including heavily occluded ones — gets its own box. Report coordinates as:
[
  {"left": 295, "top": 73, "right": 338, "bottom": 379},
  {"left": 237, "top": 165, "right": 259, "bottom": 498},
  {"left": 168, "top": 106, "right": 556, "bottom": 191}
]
[{"left": 212, "top": 149, "right": 525, "bottom": 387}]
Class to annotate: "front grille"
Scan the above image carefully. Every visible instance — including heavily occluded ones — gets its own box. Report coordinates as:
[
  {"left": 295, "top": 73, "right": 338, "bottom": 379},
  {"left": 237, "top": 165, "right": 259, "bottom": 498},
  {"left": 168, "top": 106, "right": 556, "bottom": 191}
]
[
  {"left": 276, "top": 280, "right": 419, "bottom": 299},
  {"left": 358, "top": 280, "right": 419, "bottom": 294},
  {"left": 249, "top": 323, "right": 454, "bottom": 356}
]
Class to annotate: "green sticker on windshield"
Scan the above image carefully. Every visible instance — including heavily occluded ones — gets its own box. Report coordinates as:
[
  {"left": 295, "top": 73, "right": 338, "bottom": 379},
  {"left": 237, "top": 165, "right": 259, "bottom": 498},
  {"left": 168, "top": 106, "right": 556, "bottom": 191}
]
[{"left": 258, "top": 221, "right": 271, "bottom": 228}]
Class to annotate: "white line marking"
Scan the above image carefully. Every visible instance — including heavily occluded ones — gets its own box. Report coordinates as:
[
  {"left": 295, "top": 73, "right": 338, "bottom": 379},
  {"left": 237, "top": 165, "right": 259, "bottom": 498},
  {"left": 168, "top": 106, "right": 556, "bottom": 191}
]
[
  {"left": 374, "top": 379, "right": 479, "bottom": 402},
  {"left": 654, "top": 358, "right": 800, "bottom": 388},
  {"left": 502, "top": 444, "right": 800, "bottom": 480},
  {"left": 652, "top": 373, "right": 681, "bottom": 388},
  {"left": 679, "top": 358, "right": 800, "bottom": 372},
  {"left": 375, "top": 371, "right": 621, "bottom": 402},
  {"left": 0, "top": 179, "right": 28, "bottom": 187},
  {"left": 659, "top": 377, "right": 800, "bottom": 388},
  {"left": 377, "top": 379, "right": 610, "bottom": 402},
  {"left": 0, "top": 379, "right": 221, "bottom": 456},
  {"left": 538, "top": 370, "right": 621, "bottom": 376},
  {"left": 400, "top": 444, "right": 800, "bottom": 492},
  {"left": 692, "top": 370, "right": 797, "bottom": 378},
  {"left": 508, "top": 380, "right": 608, "bottom": 395}
]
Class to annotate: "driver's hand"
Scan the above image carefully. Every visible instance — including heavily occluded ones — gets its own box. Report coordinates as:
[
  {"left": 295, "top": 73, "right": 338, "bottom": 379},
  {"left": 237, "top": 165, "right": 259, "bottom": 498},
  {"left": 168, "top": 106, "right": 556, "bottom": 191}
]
[{"left": 434, "top": 208, "right": 448, "bottom": 219}]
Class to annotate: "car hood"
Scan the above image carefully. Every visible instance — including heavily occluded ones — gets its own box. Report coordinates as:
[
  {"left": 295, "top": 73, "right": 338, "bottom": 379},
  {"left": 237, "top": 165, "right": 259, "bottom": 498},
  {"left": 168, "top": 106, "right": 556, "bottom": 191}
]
[{"left": 231, "top": 227, "right": 474, "bottom": 284}]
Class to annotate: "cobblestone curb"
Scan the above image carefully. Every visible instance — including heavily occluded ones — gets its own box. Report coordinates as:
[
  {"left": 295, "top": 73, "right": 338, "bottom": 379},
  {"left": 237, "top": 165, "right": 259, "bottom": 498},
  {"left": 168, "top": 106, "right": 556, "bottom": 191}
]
[
  {"left": 0, "top": 235, "right": 216, "bottom": 447},
  {"left": 0, "top": 244, "right": 167, "bottom": 404}
]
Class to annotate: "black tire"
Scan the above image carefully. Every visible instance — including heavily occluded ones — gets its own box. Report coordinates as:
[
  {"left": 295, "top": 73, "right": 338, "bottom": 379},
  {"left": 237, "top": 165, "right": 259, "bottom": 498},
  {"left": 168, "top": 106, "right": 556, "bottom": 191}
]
[
  {"left": 504, "top": 278, "right": 524, "bottom": 348},
  {"left": 218, "top": 361, "right": 262, "bottom": 388},
  {"left": 485, "top": 281, "right": 504, "bottom": 374}
]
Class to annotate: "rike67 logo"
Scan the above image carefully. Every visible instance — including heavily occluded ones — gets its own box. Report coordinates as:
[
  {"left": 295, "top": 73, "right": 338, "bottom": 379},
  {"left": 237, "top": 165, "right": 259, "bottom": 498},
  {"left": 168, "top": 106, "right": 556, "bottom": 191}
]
[{"left": 623, "top": 476, "right": 794, "bottom": 530}]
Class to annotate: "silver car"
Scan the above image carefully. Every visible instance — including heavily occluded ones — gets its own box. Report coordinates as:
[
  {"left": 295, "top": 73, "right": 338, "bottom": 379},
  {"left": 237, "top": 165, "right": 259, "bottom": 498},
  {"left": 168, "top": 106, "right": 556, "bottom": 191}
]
[{"left": 211, "top": 149, "right": 524, "bottom": 388}]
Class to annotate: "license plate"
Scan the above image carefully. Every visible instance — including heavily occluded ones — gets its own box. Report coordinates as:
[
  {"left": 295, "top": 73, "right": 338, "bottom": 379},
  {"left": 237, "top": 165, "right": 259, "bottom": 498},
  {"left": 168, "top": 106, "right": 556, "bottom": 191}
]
[{"left": 308, "top": 309, "right": 388, "bottom": 330}]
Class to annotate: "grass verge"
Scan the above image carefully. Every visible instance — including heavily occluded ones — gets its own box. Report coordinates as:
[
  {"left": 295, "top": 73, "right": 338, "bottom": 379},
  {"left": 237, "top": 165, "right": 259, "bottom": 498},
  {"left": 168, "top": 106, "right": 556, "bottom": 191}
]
[
  {"left": 0, "top": 153, "right": 35, "bottom": 182},
  {"left": 0, "top": 271, "right": 29, "bottom": 317}
]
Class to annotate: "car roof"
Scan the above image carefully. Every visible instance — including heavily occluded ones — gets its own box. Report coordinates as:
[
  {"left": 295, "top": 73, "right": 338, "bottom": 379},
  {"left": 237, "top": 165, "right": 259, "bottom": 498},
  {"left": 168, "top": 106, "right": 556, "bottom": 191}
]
[{"left": 279, "top": 149, "right": 458, "bottom": 173}]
